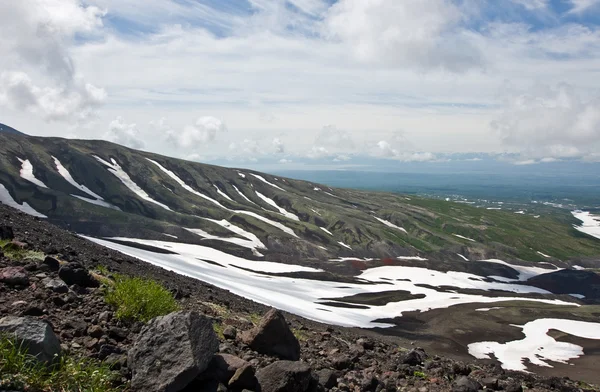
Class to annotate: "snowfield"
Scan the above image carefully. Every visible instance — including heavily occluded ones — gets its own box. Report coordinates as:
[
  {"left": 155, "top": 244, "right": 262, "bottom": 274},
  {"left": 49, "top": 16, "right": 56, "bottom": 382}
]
[
  {"left": 468, "top": 318, "right": 600, "bottom": 372},
  {"left": 572, "top": 211, "right": 600, "bottom": 241},
  {"left": 0, "top": 184, "right": 47, "bottom": 218},
  {"left": 17, "top": 158, "right": 47, "bottom": 188},
  {"left": 84, "top": 236, "right": 578, "bottom": 329}
]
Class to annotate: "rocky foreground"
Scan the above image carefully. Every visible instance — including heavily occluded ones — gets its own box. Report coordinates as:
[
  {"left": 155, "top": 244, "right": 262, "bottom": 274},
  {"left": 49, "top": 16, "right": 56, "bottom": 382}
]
[{"left": 0, "top": 203, "right": 597, "bottom": 392}]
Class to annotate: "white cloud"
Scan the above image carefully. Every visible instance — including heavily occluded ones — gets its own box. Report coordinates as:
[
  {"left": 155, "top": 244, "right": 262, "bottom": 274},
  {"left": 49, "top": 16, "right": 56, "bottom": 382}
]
[
  {"left": 272, "top": 138, "right": 285, "bottom": 153},
  {"left": 493, "top": 83, "right": 600, "bottom": 160},
  {"left": 104, "top": 116, "right": 144, "bottom": 149},
  {"left": 0, "top": 0, "right": 106, "bottom": 123},
  {"left": 279, "top": 158, "right": 292, "bottom": 164},
  {"left": 567, "top": 0, "right": 600, "bottom": 14},
  {"left": 324, "top": 0, "right": 483, "bottom": 71},
  {"left": 510, "top": 0, "right": 549, "bottom": 10},
  {"left": 167, "top": 116, "right": 226, "bottom": 149}
]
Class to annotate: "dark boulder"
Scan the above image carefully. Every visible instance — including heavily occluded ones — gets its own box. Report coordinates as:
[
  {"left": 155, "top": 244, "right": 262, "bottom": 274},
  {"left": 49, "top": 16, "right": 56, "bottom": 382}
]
[
  {"left": 0, "top": 225, "right": 14, "bottom": 240},
  {"left": 42, "top": 256, "right": 60, "bottom": 271},
  {"left": 403, "top": 348, "right": 427, "bottom": 366},
  {"left": 526, "top": 269, "right": 600, "bottom": 299},
  {"left": 240, "top": 309, "right": 300, "bottom": 360},
  {"left": 128, "top": 311, "right": 219, "bottom": 392},
  {"left": 228, "top": 364, "right": 256, "bottom": 390},
  {"left": 208, "top": 354, "right": 250, "bottom": 383},
  {"left": 256, "top": 360, "right": 313, "bottom": 392},
  {"left": 58, "top": 262, "right": 99, "bottom": 288},
  {"left": 452, "top": 376, "right": 482, "bottom": 392}
]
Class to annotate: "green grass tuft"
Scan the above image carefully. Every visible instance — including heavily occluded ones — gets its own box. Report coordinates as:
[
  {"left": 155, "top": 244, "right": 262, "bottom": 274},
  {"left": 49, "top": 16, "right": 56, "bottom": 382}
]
[
  {"left": 0, "top": 335, "right": 122, "bottom": 391},
  {"left": 413, "top": 371, "right": 427, "bottom": 379},
  {"left": 104, "top": 274, "right": 179, "bottom": 323}
]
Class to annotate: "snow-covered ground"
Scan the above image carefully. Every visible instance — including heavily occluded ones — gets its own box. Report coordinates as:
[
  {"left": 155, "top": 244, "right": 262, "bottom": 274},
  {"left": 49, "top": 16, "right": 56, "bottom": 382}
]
[
  {"left": 17, "top": 158, "right": 47, "bottom": 188},
  {"left": 468, "top": 319, "right": 600, "bottom": 372},
  {"left": 97, "top": 157, "right": 171, "bottom": 211},
  {"left": 397, "top": 256, "right": 428, "bottom": 261},
  {"left": 338, "top": 241, "right": 352, "bottom": 250},
  {"left": 320, "top": 227, "right": 333, "bottom": 236},
  {"left": 186, "top": 218, "right": 266, "bottom": 254},
  {"left": 481, "top": 259, "right": 559, "bottom": 281},
  {"left": 232, "top": 185, "right": 255, "bottom": 205},
  {"left": 84, "top": 236, "right": 578, "bottom": 328},
  {"left": 374, "top": 217, "right": 407, "bottom": 233},
  {"left": 214, "top": 185, "right": 233, "bottom": 201},
  {"left": 0, "top": 184, "right": 47, "bottom": 218},
  {"left": 572, "top": 211, "right": 600, "bottom": 240}
]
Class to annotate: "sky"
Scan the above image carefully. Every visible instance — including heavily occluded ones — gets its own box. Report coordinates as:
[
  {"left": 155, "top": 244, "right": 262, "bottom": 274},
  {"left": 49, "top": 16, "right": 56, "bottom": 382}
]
[{"left": 1, "top": 0, "right": 600, "bottom": 171}]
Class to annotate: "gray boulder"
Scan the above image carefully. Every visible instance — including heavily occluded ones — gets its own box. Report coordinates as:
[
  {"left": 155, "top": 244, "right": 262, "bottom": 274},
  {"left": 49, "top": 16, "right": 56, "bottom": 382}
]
[
  {"left": 256, "top": 360, "right": 313, "bottom": 392},
  {"left": 128, "top": 311, "right": 219, "bottom": 392},
  {"left": 0, "top": 267, "right": 29, "bottom": 287},
  {"left": 0, "top": 316, "right": 61, "bottom": 364},
  {"left": 208, "top": 353, "right": 250, "bottom": 383},
  {"left": 240, "top": 309, "right": 300, "bottom": 360},
  {"left": 43, "top": 278, "right": 68, "bottom": 293},
  {"left": 452, "top": 376, "right": 482, "bottom": 392}
]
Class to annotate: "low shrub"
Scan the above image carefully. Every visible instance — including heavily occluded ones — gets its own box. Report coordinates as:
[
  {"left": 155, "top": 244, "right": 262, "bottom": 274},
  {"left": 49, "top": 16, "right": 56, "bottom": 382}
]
[{"left": 104, "top": 274, "right": 179, "bottom": 323}]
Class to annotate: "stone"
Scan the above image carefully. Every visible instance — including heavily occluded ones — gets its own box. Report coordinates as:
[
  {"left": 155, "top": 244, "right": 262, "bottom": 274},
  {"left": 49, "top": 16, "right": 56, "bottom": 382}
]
[
  {"left": 0, "top": 267, "right": 29, "bottom": 286},
  {"left": 240, "top": 309, "right": 300, "bottom": 360},
  {"left": 452, "top": 376, "right": 482, "bottom": 392},
  {"left": 481, "top": 377, "right": 498, "bottom": 390},
  {"left": 87, "top": 325, "right": 104, "bottom": 338},
  {"left": 0, "top": 225, "right": 14, "bottom": 240},
  {"left": 331, "top": 354, "right": 352, "bottom": 370},
  {"left": 256, "top": 360, "right": 313, "bottom": 392},
  {"left": 403, "top": 348, "right": 427, "bottom": 366},
  {"left": 228, "top": 364, "right": 256, "bottom": 390},
  {"left": 223, "top": 325, "right": 237, "bottom": 340},
  {"left": 317, "top": 368, "right": 338, "bottom": 389},
  {"left": 504, "top": 382, "right": 523, "bottom": 392},
  {"left": 43, "top": 278, "right": 68, "bottom": 293},
  {"left": 0, "top": 316, "right": 61, "bottom": 364},
  {"left": 356, "top": 338, "right": 374, "bottom": 350},
  {"left": 58, "top": 262, "right": 99, "bottom": 288},
  {"left": 128, "top": 311, "right": 219, "bottom": 392},
  {"left": 42, "top": 256, "right": 60, "bottom": 271},
  {"left": 209, "top": 354, "right": 250, "bottom": 383}
]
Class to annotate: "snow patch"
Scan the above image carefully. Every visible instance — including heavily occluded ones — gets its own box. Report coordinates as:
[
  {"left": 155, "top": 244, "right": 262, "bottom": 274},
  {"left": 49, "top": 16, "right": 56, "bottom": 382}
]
[
  {"left": 397, "top": 256, "right": 428, "bottom": 261},
  {"left": 468, "top": 319, "right": 600, "bottom": 372},
  {"left": 232, "top": 185, "right": 255, "bottom": 205},
  {"left": 537, "top": 251, "right": 552, "bottom": 258},
  {"left": 250, "top": 174, "right": 286, "bottom": 192},
  {"left": 475, "top": 307, "right": 502, "bottom": 312},
  {"left": 320, "top": 227, "right": 333, "bottom": 236},
  {"left": 374, "top": 217, "right": 407, "bottom": 233},
  {"left": 53, "top": 157, "right": 102, "bottom": 199},
  {"left": 457, "top": 254, "right": 469, "bottom": 261},
  {"left": 572, "top": 211, "right": 600, "bottom": 241},
  {"left": 338, "top": 241, "right": 352, "bottom": 250},
  {"left": 17, "top": 158, "right": 47, "bottom": 188},
  {"left": 97, "top": 157, "right": 171, "bottom": 211},
  {"left": 214, "top": 185, "right": 233, "bottom": 201},
  {"left": 255, "top": 191, "right": 299, "bottom": 221},
  {"left": 453, "top": 234, "right": 476, "bottom": 242},
  {"left": 0, "top": 184, "right": 46, "bottom": 218}
]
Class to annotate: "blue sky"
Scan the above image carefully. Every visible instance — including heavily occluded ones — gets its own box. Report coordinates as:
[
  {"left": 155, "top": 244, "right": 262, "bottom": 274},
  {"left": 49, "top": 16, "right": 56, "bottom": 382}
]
[{"left": 1, "top": 0, "right": 600, "bottom": 170}]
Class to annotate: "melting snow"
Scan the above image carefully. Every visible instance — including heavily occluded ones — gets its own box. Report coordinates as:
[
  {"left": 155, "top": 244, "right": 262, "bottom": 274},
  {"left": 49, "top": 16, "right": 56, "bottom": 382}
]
[
  {"left": 374, "top": 217, "right": 407, "bottom": 233},
  {"left": 72, "top": 195, "right": 120, "bottom": 210},
  {"left": 537, "top": 251, "right": 552, "bottom": 258},
  {"left": 97, "top": 157, "right": 171, "bottom": 211},
  {"left": 314, "top": 187, "right": 321, "bottom": 191},
  {"left": 237, "top": 172, "right": 246, "bottom": 178},
  {"left": 83, "top": 236, "right": 578, "bottom": 328},
  {"left": 338, "top": 241, "right": 352, "bottom": 250},
  {"left": 255, "top": 191, "right": 299, "bottom": 221},
  {"left": 163, "top": 234, "right": 178, "bottom": 239},
  {"left": 572, "top": 211, "right": 600, "bottom": 240},
  {"left": 250, "top": 174, "right": 286, "bottom": 192},
  {"left": 468, "top": 319, "right": 600, "bottom": 372},
  {"left": 320, "top": 227, "right": 333, "bottom": 236},
  {"left": 214, "top": 185, "right": 233, "bottom": 201},
  {"left": 0, "top": 184, "right": 47, "bottom": 218},
  {"left": 570, "top": 294, "right": 585, "bottom": 299},
  {"left": 453, "top": 234, "right": 476, "bottom": 242},
  {"left": 475, "top": 307, "right": 502, "bottom": 312},
  {"left": 17, "top": 158, "right": 47, "bottom": 188},
  {"left": 397, "top": 256, "right": 428, "bottom": 261},
  {"left": 515, "top": 211, "right": 525, "bottom": 214},
  {"left": 457, "top": 254, "right": 469, "bottom": 261},
  {"left": 232, "top": 185, "right": 255, "bottom": 205},
  {"left": 481, "top": 259, "right": 559, "bottom": 281}
]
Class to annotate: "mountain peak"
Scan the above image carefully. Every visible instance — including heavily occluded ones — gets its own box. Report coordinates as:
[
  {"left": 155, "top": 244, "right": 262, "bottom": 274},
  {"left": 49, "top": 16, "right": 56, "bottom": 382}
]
[{"left": 0, "top": 123, "right": 26, "bottom": 136}]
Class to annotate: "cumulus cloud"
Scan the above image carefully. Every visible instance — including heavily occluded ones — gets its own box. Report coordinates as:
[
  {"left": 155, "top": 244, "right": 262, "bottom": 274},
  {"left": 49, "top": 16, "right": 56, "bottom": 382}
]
[
  {"left": 324, "top": 0, "right": 482, "bottom": 71},
  {"left": 0, "top": 0, "right": 106, "bottom": 122},
  {"left": 493, "top": 83, "right": 600, "bottom": 160},
  {"left": 567, "top": 0, "right": 600, "bottom": 14},
  {"left": 510, "top": 0, "right": 549, "bottom": 10},
  {"left": 104, "top": 117, "right": 144, "bottom": 149},
  {"left": 272, "top": 138, "right": 285, "bottom": 153},
  {"left": 167, "top": 116, "right": 226, "bottom": 148}
]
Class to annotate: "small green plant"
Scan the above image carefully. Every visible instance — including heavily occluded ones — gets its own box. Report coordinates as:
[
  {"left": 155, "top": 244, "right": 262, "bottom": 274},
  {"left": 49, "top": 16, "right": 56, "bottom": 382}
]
[
  {"left": 95, "top": 264, "right": 110, "bottom": 276},
  {"left": 0, "top": 335, "right": 122, "bottom": 391},
  {"left": 248, "top": 312, "right": 262, "bottom": 326},
  {"left": 213, "top": 322, "right": 225, "bottom": 340},
  {"left": 104, "top": 274, "right": 179, "bottom": 323},
  {"left": 292, "top": 328, "right": 309, "bottom": 342},
  {"left": 0, "top": 241, "right": 45, "bottom": 261},
  {"left": 414, "top": 371, "right": 427, "bottom": 379}
]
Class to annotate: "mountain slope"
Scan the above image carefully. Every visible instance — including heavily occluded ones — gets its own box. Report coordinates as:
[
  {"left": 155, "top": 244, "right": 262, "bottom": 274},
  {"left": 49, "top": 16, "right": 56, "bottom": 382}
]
[{"left": 0, "top": 130, "right": 599, "bottom": 266}]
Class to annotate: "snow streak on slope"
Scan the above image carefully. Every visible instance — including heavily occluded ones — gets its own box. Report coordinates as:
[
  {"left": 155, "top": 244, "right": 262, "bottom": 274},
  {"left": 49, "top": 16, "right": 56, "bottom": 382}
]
[
  {"left": 338, "top": 241, "right": 352, "bottom": 250},
  {"left": 453, "top": 234, "right": 476, "bottom": 242},
  {"left": 374, "top": 217, "right": 407, "bottom": 233},
  {"left": 232, "top": 185, "right": 255, "bottom": 205},
  {"left": 84, "top": 236, "right": 578, "bottom": 329},
  {"left": 481, "top": 259, "right": 559, "bottom": 281},
  {"left": 53, "top": 157, "right": 102, "bottom": 199},
  {"left": 53, "top": 157, "right": 120, "bottom": 210},
  {"left": 186, "top": 218, "right": 266, "bottom": 254},
  {"left": 250, "top": 174, "right": 286, "bottom": 192},
  {"left": 572, "top": 211, "right": 600, "bottom": 240},
  {"left": 214, "top": 185, "right": 233, "bottom": 201},
  {"left": 0, "top": 184, "right": 47, "bottom": 218},
  {"left": 469, "top": 319, "right": 600, "bottom": 372},
  {"left": 95, "top": 157, "right": 171, "bottom": 211},
  {"left": 17, "top": 158, "right": 47, "bottom": 188},
  {"left": 147, "top": 158, "right": 297, "bottom": 238},
  {"left": 255, "top": 191, "right": 299, "bottom": 221},
  {"left": 320, "top": 227, "right": 333, "bottom": 236}
]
